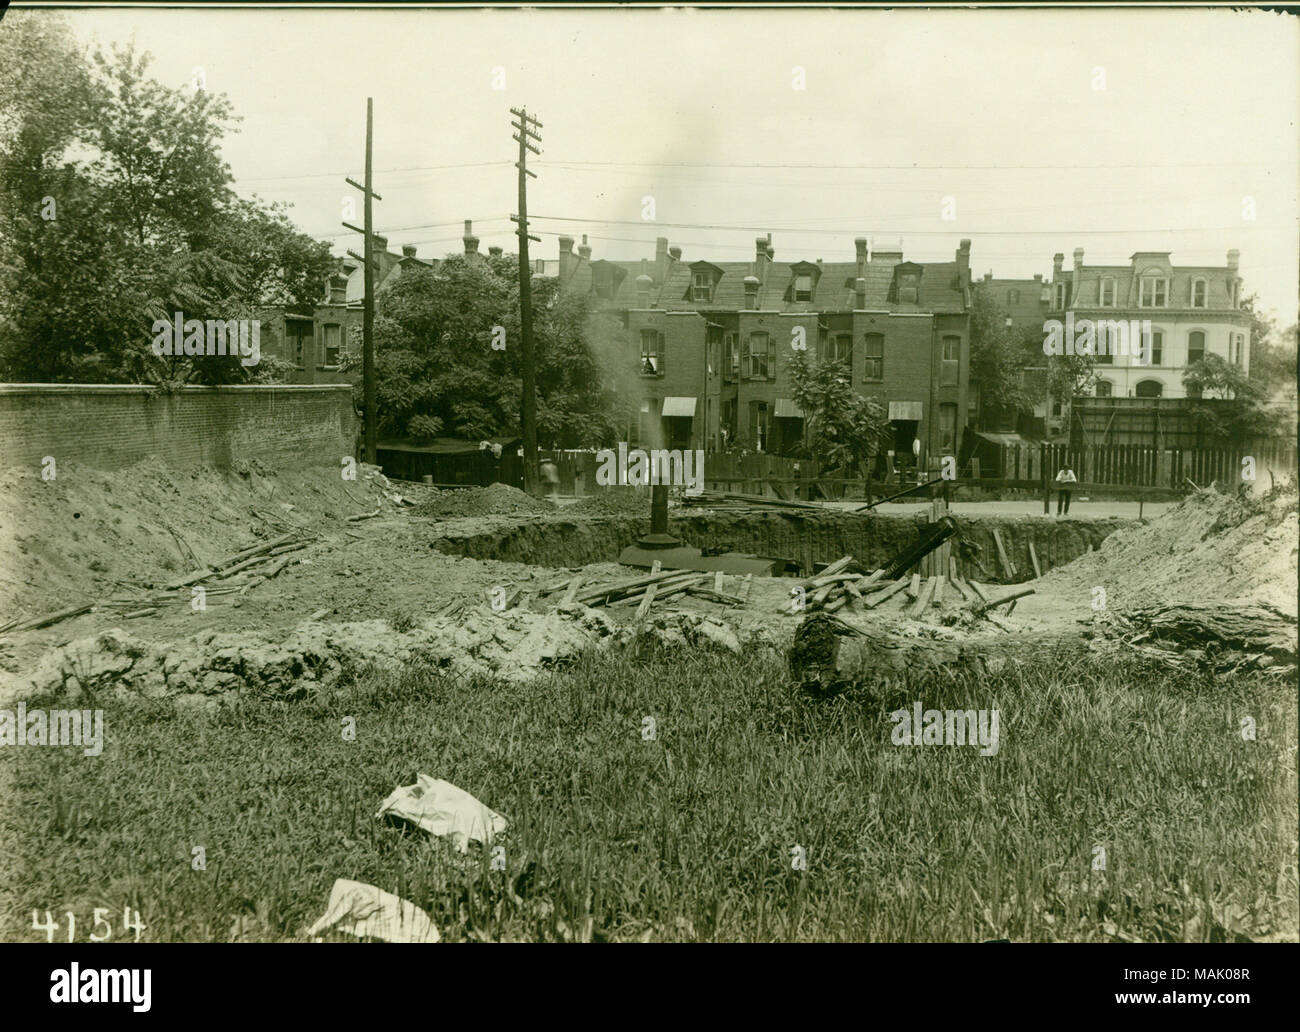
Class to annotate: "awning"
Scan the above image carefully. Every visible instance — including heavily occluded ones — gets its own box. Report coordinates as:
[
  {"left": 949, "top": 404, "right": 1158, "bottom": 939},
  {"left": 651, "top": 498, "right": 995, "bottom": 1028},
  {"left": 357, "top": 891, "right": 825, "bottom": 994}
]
[
  {"left": 888, "top": 401, "right": 923, "bottom": 421},
  {"left": 661, "top": 396, "right": 697, "bottom": 417},
  {"left": 774, "top": 398, "right": 804, "bottom": 418}
]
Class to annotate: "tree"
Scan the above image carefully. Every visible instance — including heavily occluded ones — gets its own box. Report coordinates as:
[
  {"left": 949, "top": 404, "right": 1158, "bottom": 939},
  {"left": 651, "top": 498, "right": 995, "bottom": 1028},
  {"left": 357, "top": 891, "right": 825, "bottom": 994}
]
[
  {"left": 968, "top": 290, "right": 1033, "bottom": 427},
  {"left": 787, "top": 350, "right": 891, "bottom": 476},
  {"left": 350, "top": 252, "right": 632, "bottom": 447},
  {"left": 1183, "top": 353, "right": 1283, "bottom": 442},
  {"left": 0, "top": 17, "right": 334, "bottom": 386}
]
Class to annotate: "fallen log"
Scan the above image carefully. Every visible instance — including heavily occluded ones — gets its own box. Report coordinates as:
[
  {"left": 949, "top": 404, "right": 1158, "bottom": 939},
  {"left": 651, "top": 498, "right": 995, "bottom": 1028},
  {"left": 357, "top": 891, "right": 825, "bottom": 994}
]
[
  {"left": 972, "top": 586, "right": 1035, "bottom": 617},
  {"left": 0, "top": 602, "right": 94, "bottom": 635}
]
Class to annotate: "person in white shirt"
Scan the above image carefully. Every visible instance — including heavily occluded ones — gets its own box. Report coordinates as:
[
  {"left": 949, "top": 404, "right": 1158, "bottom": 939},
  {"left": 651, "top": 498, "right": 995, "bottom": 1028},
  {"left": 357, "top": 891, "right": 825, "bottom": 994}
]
[{"left": 1054, "top": 465, "right": 1078, "bottom": 516}]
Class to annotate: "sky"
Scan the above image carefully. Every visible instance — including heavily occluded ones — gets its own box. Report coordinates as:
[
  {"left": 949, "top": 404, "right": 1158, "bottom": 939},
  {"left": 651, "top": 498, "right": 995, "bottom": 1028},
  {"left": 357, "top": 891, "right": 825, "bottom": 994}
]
[{"left": 22, "top": 3, "right": 1300, "bottom": 323}]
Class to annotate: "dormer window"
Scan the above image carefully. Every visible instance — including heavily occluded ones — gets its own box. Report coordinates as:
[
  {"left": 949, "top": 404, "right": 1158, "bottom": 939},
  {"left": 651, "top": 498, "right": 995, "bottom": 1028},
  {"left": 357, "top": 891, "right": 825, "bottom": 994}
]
[
  {"left": 1053, "top": 282, "right": 1067, "bottom": 309},
  {"left": 1139, "top": 274, "right": 1168, "bottom": 308},
  {"left": 1007, "top": 289, "right": 1020, "bottom": 304},
  {"left": 898, "top": 273, "right": 918, "bottom": 304},
  {"left": 1191, "top": 278, "right": 1207, "bottom": 308},
  {"left": 794, "top": 274, "right": 812, "bottom": 302},
  {"left": 692, "top": 271, "right": 712, "bottom": 302},
  {"left": 1100, "top": 278, "right": 1116, "bottom": 307}
]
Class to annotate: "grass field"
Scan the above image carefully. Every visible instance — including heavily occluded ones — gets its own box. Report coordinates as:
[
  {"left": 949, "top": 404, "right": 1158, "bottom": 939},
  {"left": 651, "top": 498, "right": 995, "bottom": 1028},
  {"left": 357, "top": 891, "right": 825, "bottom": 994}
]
[{"left": 2, "top": 640, "right": 1295, "bottom": 942}]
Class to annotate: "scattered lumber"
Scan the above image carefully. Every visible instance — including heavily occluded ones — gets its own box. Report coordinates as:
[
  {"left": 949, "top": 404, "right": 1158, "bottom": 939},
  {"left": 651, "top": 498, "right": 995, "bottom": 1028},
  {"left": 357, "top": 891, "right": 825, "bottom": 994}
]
[
  {"left": 906, "top": 572, "right": 922, "bottom": 601},
  {"left": 863, "top": 578, "right": 909, "bottom": 610},
  {"left": 966, "top": 579, "right": 990, "bottom": 602},
  {"left": 909, "top": 576, "right": 937, "bottom": 619},
  {"left": 972, "top": 586, "right": 1035, "bottom": 617},
  {"left": 933, "top": 576, "right": 946, "bottom": 606},
  {"left": 561, "top": 574, "right": 584, "bottom": 604},
  {"left": 0, "top": 602, "right": 94, "bottom": 636},
  {"left": 347, "top": 509, "right": 382, "bottom": 522}
]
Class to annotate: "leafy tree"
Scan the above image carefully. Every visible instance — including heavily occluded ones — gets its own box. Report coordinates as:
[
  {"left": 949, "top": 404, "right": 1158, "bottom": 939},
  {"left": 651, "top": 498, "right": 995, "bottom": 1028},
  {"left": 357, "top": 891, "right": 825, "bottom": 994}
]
[
  {"left": 968, "top": 290, "right": 1033, "bottom": 425},
  {"left": 787, "top": 351, "right": 891, "bottom": 476},
  {"left": 1183, "top": 353, "right": 1283, "bottom": 441},
  {"left": 350, "top": 252, "right": 632, "bottom": 447},
  {"left": 0, "top": 16, "right": 334, "bottom": 385}
]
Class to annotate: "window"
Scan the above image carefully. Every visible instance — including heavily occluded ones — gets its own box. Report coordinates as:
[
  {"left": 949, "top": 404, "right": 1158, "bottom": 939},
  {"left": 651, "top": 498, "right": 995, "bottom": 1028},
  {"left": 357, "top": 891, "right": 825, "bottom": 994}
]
[
  {"left": 1191, "top": 278, "right": 1206, "bottom": 308},
  {"left": 898, "top": 272, "right": 919, "bottom": 304},
  {"left": 1187, "top": 330, "right": 1205, "bottom": 366},
  {"left": 1139, "top": 276, "right": 1168, "bottom": 307},
  {"left": 940, "top": 335, "right": 960, "bottom": 386},
  {"left": 794, "top": 274, "right": 812, "bottom": 302},
  {"left": 829, "top": 333, "right": 852, "bottom": 367},
  {"left": 640, "top": 328, "right": 663, "bottom": 375},
  {"left": 939, "top": 403, "right": 957, "bottom": 452},
  {"left": 322, "top": 324, "right": 341, "bottom": 366},
  {"left": 1095, "top": 380, "right": 1113, "bottom": 398},
  {"left": 751, "top": 401, "right": 770, "bottom": 451},
  {"left": 286, "top": 319, "right": 313, "bottom": 368},
  {"left": 693, "top": 272, "right": 712, "bottom": 302},
  {"left": 1051, "top": 397, "right": 1063, "bottom": 417},
  {"left": 1053, "top": 282, "right": 1067, "bottom": 309},
  {"left": 1135, "top": 379, "right": 1163, "bottom": 398},
  {"left": 1229, "top": 280, "right": 1240, "bottom": 307},
  {"left": 863, "top": 333, "right": 884, "bottom": 381},
  {"left": 1007, "top": 289, "right": 1020, "bottom": 304},
  {"left": 1100, "top": 278, "right": 1115, "bottom": 307},
  {"left": 1231, "top": 332, "right": 1245, "bottom": 365},
  {"left": 1149, "top": 330, "right": 1163, "bottom": 366},
  {"left": 748, "top": 332, "right": 771, "bottom": 379}
]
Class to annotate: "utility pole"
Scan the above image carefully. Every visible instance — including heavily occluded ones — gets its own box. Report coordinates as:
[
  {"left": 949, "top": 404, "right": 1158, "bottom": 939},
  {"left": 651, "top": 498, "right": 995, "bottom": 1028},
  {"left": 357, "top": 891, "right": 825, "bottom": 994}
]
[
  {"left": 510, "top": 106, "right": 542, "bottom": 495},
  {"left": 343, "top": 98, "right": 381, "bottom": 464}
]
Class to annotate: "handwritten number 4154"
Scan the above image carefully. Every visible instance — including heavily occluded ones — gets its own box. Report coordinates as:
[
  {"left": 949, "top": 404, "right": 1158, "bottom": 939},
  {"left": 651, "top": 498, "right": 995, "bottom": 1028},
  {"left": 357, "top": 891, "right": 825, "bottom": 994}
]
[{"left": 32, "top": 907, "right": 146, "bottom": 942}]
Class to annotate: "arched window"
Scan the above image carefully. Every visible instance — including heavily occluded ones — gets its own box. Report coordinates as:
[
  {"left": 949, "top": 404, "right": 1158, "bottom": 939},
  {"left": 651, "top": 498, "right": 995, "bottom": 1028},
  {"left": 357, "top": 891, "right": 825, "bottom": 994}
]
[
  {"left": 1135, "top": 379, "right": 1163, "bottom": 398},
  {"left": 1095, "top": 380, "right": 1113, "bottom": 397},
  {"left": 1187, "top": 330, "right": 1205, "bottom": 365},
  {"left": 1191, "top": 278, "right": 1207, "bottom": 308},
  {"left": 1100, "top": 278, "right": 1116, "bottom": 306}
]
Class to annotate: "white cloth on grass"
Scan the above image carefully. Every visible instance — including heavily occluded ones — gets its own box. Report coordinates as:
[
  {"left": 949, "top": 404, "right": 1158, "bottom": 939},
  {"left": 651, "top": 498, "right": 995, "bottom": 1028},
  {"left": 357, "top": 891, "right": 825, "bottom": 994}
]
[
  {"left": 306, "top": 879, "right": 440, "bottom": 943},
  {"left": 375, "top": 775, "right": 507, "bottom": 853}
]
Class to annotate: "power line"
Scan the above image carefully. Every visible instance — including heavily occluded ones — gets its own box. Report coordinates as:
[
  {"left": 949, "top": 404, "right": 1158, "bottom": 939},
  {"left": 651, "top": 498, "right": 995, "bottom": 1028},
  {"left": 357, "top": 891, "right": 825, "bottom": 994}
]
[
  {"left": 541, "top": 158, "right": 1263, "bottom": 170},
  {"left": 232, "top": 160, "right": 512, "bottom": 184}
]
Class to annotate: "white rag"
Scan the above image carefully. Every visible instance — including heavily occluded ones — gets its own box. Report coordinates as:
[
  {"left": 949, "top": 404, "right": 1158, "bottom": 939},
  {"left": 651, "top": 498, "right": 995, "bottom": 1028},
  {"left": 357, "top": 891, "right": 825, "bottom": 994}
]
[
  {"left": 376, "top": 775, "right": 508, "bottom": 853},
  {"left": 306, "top": 879, "right": 440, "bottom": 943}
]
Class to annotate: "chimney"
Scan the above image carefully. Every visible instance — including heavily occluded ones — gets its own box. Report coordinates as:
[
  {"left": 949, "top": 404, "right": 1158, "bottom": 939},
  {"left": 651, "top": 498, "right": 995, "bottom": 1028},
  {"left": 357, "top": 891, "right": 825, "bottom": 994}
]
[
  {"left": 558, "top": 234, "right": 575, "bottom": 280},
  {"left": 373, "top": 234, "right": 389, "bottom": 254},
  {"left": 1052, "top": 252, "right": 1064, "bottom": 278},
  {"left": 1227, "top": 248, "right": 1240, "bottom": 270},
  {"left": 462, "top": 220, "right": 479, "bottom": 258},
  {"left": 401, "top": 244, "right": 417, "bottom": 258},
  {"left": 636, "top": 259, "right": 653, "bottom": 307},
  {"left": 755, "top": 237, "right": 770, "bottom": 282},
  {"left": 488, "top": 246, "right": 503, "bottom": 257},
  {"left": 854, "top": 277, "right": 867, "bottom": 309},
  {"left": 855, "top": 237, "right": 868, "bottom": 279},
  {"left": 1033, "top": 274, "right": 1042, "bottom": 283},
  {"left": 956, "top": 238, "right": 971, "bottom": 288},
  {"left": 983, "top": 272, "right": 992, "bottom": 284},
  {"left": 668, "top": 245, "right": 682, "bottom": 262},
  {"left": 655, "top": 236, "right": 669, "bottom": 283},
  {"left": 578, "top": 233, "right": 592, "bottom": 260},
  {"left": 1071, "top": 247, "right": 1083, "bottom": 301}
]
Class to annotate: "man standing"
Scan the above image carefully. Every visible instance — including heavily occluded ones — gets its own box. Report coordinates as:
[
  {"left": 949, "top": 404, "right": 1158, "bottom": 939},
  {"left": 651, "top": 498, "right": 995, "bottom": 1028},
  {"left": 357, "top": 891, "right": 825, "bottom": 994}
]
[{"left": 1055, "top": 463, "right": 1078, "bottom": 516}]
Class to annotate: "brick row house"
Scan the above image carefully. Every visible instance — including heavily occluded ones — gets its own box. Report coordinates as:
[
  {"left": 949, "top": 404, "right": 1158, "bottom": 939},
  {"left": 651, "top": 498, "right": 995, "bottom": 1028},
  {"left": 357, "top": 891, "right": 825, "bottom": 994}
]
[{"left": 556, "top": 233, "right": 973, "bottom": 468}]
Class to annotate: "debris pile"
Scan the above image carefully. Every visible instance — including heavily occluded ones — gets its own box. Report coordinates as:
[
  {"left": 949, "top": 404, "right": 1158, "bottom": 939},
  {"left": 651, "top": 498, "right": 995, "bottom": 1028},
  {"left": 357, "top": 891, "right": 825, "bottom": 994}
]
[{"left": 415, "top": 482, "right": 555, "bottom": 520}]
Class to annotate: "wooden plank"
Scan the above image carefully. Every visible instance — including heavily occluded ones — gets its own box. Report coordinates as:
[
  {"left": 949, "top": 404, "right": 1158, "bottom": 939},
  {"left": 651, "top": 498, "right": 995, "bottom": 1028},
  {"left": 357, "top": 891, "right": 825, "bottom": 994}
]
[
  {"left": 634, "top": 581, "right": 659, "bottom": 622},
  {"left": 805, "top": 555, "right": 854, "bottom": 586},
  {"left": 713, "top": 570, "right": 724, "bottom": 593},
  {"left": 739, "top": 574, "right": 753, "bottom": 602},
  {"left": 1028, "top": 541, "right": 1043, "bottom": 580},
  {"left": 966, "top": 579, "right": 990, "bottom": 602},
  {"left": 561, "top": 574, "right": 584, "bottom": 604},
  {"left": 948, "top": 575, "right": 971, "bottom": 602},
  {"left": 863, "top": 578, "right": 909, "bottom": 609},
  {"left": 906, "top": 572, "right": 921, "bottom": 600},
  {"left": 933, "top": 576, "right": 946, "bottom": 606},
  {"left": 909, "top": 576, "right": 937, "bottom": 619},
  {"left": 991, "top": 528, "right": 1016, "bottom": 578}
]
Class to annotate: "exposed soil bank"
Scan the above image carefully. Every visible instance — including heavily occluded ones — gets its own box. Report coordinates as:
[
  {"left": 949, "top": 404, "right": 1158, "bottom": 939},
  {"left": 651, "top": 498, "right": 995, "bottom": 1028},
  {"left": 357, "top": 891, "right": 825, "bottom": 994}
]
[{"left": 426, "top": 510, "right": 1126, "bottom": 585}]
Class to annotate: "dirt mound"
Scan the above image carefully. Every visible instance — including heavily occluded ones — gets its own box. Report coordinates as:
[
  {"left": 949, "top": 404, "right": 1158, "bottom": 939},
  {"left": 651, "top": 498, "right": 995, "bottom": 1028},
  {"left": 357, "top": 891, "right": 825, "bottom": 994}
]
[
  {"left": 566, "top": 489, "right": 650, "bottom": 517},
  {"left": 1025, "top": 479, "right": 1298, "bottom": 619},
  {"left": 415, "top": 482, "right": 555, "bottom": 520},
  {"left": 0, "top": 458, "right": 398, "bottom": 621}
]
